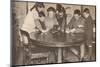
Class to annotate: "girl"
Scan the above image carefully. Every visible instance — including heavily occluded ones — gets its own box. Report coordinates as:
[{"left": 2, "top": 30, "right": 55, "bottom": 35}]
[{"left": 20, "top": 2, "right": 45, "bottom": 41}]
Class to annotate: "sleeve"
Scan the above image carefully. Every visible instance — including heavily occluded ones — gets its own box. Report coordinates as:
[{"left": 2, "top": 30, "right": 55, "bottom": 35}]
[
  {"left": 44, "top": 19, "right": 49, "bottom": 31},
  {"left": 44, "top": 19, "right": 53, "bottom": 31},
  {"left": 60, "top": 18, "right": 66, "bottom": 31},
  {"left": 35, "top": 19, "right": 42, "bottom": 31},
  {"left": 85, "top": 17, "right": 93, "bottom": 45},
  {"left": 68, "top": 17, "right": 74, "bottom": 29},
  {"left": 32, "top": 10, "right": 39, "bottom": 19},
  {"left": 54, "top": 18, "right": 59, "bottom": 25}
]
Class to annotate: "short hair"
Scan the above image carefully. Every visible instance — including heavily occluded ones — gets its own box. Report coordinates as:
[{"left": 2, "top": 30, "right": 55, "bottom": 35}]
[
  {"left": 83, "top": 8, "right": 90, "bottom": 13},
  {"left": 47, "top": 7, "right": 56, "bottom": 12},
  {"left": 74, "top": 9, "right": 81, "bottom": 15}
]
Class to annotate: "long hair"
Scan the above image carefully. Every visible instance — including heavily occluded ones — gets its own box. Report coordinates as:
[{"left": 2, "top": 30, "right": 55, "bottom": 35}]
[
  {"left": 56, "top": 4, "right": 66, "bottom": 15},
  {"left": 30, "top": 2, "right": 45, "bottom": 11},
  {"left": 30, "top": 2, "right": 45, "bottom": 17}
]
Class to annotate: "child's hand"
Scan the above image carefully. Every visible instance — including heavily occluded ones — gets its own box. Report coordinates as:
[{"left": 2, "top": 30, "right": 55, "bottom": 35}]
[
  {"left": 74, "top": 28, "right": 84, "bottom": 33},
  {"left": 70, "top": 28, "right": 76, "bottom": 33},
  {"left": 42, "top": 30, "right": 48, "bottom": 33},
  {"left": 35, "top": 29, "right": 39, "bottom": 32},
  {"left": 66, "top": 28, "right": 70, "bottom": 33}
]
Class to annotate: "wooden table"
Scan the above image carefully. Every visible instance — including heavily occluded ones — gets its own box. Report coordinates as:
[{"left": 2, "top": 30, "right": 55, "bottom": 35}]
[{"left": 35, "top": 40, "right": 84, "bottom": 63}]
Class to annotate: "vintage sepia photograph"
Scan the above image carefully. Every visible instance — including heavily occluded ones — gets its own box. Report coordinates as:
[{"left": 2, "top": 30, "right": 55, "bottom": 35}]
[{"left": 11, "top": 0, "right": 96, "bottom": 66}]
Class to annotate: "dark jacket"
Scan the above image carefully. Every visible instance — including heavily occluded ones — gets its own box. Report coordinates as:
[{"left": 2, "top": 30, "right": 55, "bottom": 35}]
[
  {"left": 67, "top": 17, "right": 85, "bottom": 42},
  {"left": 84, "top": 15, "right": 93, "bottom": 45}
]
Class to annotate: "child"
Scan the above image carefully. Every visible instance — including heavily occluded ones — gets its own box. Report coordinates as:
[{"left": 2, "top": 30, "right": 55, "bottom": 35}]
[
  {"left": 39, "top": 7, "right": 58, "bottom": 42},
  {"left": 67, "top": 9, "right": 86, "bottom": 60},
  {"left": 44, "top": 7, "right": 58, "bottom": 63}
]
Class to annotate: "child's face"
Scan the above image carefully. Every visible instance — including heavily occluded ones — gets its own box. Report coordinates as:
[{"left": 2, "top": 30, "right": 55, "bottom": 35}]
[
  {"left": 74, "top": 14, "right": 80, "bottom": 20},
  {"left": 83, "top": 12, "right": 89, "bottom": 18},
  {"left": 38, "top": 7, "right": 44, "bottom": 12},
  {"left": 48, "top": 11, "right": 55, "bottom": 18},
  {"left": 59, "top": 12, "right": 64, "bottom": 17},
  {"left": 39, "top": 17, "right": 45, "bottom": 22}
]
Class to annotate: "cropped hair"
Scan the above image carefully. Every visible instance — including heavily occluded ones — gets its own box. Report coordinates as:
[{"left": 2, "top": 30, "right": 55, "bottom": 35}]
[
  {"left": 74, "top": 9, "right": 81, "bottom": 15},
  {"left": 47, "top": 7, "right": 56, "bottom": 13},
  {"left": 83, "top": 8, "right": 90, "bottom": 14}
]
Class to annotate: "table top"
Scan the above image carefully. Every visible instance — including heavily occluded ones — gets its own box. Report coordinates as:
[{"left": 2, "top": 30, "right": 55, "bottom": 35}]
[
  {"left": 32, "top": 39, "right": 84, "bottom": 48},
  {"left": 30, "top": 32, "right": 85, "bottom": 48}
]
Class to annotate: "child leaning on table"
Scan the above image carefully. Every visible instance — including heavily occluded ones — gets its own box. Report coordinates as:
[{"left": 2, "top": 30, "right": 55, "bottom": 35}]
[{"left": 37, "top": 7, "right": 59, "bottom": 42}]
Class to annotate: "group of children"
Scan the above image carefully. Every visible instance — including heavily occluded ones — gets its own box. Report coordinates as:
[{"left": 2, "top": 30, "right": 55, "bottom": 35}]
[{"left": 20, "top": 2, "right": 93, "bottom": 62}]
